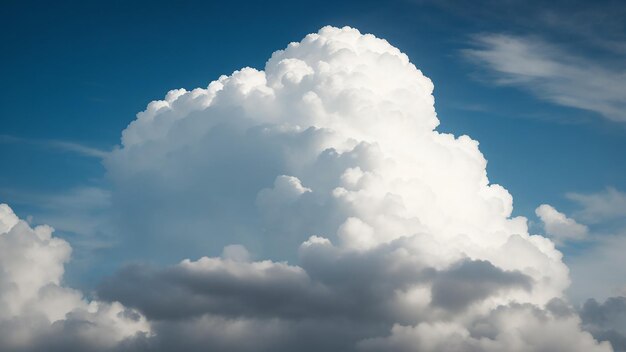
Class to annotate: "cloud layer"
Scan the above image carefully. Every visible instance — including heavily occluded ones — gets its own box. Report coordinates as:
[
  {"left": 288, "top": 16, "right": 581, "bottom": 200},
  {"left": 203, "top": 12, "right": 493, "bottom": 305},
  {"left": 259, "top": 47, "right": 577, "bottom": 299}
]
[{"left": 2, "top": 26, "right": 618, "bottom": 351}]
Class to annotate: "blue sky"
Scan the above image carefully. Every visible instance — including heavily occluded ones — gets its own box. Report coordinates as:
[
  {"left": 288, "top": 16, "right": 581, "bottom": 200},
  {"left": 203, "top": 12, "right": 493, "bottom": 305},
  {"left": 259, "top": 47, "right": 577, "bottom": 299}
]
[
  {"left": 2, "top": 0, "right": 625, "bottom": 290},
  {"left": 1, "top": 1, "right": 626, "bottom": 351}
]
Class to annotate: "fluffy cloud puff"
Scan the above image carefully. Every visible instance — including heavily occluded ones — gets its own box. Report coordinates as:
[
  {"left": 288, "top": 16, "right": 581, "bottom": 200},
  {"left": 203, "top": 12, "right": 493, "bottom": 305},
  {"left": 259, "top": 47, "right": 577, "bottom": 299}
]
[
  {"left": 97, "top": 25, "right": 614, "bottom": 351},
  {"left": 536, "top": 204, "right": 588, "bottom": 244},
  {"left": 0, "top": 204, "right": 150, "bottom": 351}
]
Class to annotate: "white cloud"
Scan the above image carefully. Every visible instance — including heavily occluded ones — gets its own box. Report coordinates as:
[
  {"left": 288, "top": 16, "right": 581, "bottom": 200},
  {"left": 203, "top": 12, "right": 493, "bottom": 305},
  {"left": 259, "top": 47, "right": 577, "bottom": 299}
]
[
  {"left": 0, "top": 203, "right": 150, "bottom": 351},
  {"left": 463, "top": 34, "right": 626, "bottom": 123},
  {"left": 536, "top": 204, "right": 588, "bottom": 244},
  {"left": 90, "top": 26, "right": 613, "bottom": 351},
  {"left": 221, "top": 244, "right": 252, "bottom": 262}
]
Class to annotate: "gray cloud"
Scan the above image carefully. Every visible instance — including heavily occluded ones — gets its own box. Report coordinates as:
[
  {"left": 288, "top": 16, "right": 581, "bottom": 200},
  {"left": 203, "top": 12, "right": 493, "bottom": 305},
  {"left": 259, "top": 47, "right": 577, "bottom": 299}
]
[
  {"left": 97, "top": 261, "right": 333, "bottom": 321},
  {"left": 98, "top": 237, "right": 424, "bottom": 323},
  {"left": 95, "top": 250, "right": 541, "bottom": 351},
  {"left": 360, "top": 302, "right": 612, "bottom": 352},
  {"left": 0, "top": 311, "right": 150, "bottom": 352},
  {"left": 581, "top": 296, "right": 626, "bottom": 352},
  {"left": 431, "top": 259, "right": 532, "bottom": 312}
]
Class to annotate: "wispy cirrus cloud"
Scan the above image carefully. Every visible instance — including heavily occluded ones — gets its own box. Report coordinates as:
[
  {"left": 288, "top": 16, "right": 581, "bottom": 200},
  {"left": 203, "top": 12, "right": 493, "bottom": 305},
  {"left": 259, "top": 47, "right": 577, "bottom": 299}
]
[
  {"left": 0, "top": 134, "right": 109, "bottom": 158},
  {"left": 462, "top": 34, "right": 626, "bottom": 123},
  {"left": 567, "top": 187, "right": 626, "bottom": 224}
]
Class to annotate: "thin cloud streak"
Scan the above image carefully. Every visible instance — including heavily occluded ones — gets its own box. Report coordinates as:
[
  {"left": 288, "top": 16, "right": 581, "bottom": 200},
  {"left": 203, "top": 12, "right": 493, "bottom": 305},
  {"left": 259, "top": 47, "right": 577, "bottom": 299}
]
[
  {"left": 0, "top": 134, "right": 109, "bottom": 158},
  {"left": 567, "top": 187, "right": 626, "bottom": 224},
  {"left": 462, "top": 34, "right": 626, "bottom": 123}
]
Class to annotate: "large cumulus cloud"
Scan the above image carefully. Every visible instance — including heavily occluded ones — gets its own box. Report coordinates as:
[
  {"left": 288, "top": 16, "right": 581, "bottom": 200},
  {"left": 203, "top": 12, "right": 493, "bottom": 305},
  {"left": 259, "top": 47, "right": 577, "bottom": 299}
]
[
  {"left": 3, "top": 26, "right": 617, "bottom": 351},
  {"left": 97, "top": 26, "right": 615, "bottom": 351}
]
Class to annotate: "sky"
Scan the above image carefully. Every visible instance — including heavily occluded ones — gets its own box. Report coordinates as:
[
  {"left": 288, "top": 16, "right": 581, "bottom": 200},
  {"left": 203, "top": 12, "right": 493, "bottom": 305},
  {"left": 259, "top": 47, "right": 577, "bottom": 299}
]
[{"left": 1, "top": 1, "right": 626, "bottom": 351}]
